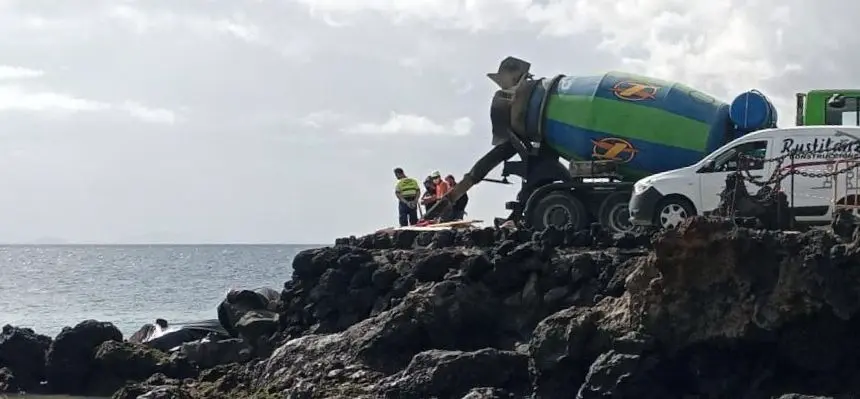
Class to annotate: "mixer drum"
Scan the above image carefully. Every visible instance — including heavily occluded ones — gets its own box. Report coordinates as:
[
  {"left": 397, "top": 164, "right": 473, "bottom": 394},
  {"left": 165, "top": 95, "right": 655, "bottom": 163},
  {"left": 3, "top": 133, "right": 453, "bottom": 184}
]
[{"left": 520, "top": 72, "right": 736, "bottom": 180}]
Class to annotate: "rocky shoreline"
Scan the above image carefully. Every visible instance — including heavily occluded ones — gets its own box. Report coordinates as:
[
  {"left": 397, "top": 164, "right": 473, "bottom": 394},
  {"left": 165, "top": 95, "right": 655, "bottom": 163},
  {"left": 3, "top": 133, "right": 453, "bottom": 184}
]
[{"left": 3, "top": 217, "right": 860, "bottom": 398}]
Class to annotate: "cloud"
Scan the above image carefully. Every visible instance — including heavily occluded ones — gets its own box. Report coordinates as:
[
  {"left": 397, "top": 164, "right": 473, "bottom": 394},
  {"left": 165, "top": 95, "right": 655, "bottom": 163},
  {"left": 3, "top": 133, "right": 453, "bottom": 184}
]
[
  {"left": 103, "top": 3, "right": 314, "bottom": 60},
  {"left": 0, "top": 85, "right": 107, "bottom": 113},
  {"left": 523, "top": 1, "right": 797, "bottom": 92},
  {"left": 289, "top": 0, "right": 801, "bottom": 121},
  {"left": 343, "top": 112, "right": 473, "bottom": 136},
  {"left": 290, "top": 0, "right": 530, "bottom": 31},
  {"left": 106, "top": 4, "right": 264, "bottom": 44},
  {"left": 299, "top": 110, "right": 346, "bottom": 129},
  {"left": 0, "top": 61, "right": 176, "bottom": 124},
  {"left": 0, "top": 65, "right": 43, "bottom": 80},
  {"left": 119, "top": 101, "right": 177, "bottom": 125},
  {"left": 0, "top": 85, "right": 176, "bottom": 124}
]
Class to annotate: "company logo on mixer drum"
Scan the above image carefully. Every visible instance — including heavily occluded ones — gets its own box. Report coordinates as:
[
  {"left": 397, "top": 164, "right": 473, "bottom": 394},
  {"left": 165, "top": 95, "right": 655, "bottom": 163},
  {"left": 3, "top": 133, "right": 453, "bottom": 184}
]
[
  {"left": 592, "top": 137, "right": 638, "bottom": 163},
  {"left": 611, "top": 81, "right": 659, "bottom": 101}
]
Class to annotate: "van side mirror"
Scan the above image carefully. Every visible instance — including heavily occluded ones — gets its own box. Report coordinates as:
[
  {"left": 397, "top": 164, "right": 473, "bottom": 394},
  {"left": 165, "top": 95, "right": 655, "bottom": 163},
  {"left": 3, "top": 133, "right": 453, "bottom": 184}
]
[
  {"left": 698, "top": 159, "right": 715, "bottom": 173},
  {"left": 828, "top": 94, "right": 846, "bottom": 108}
]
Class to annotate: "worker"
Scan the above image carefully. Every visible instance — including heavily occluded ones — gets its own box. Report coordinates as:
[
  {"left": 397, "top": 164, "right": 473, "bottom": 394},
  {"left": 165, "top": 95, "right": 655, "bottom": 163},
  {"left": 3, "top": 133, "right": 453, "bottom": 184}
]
[
  {"left": 431, "top": 171, "right": 450, "bottom": 200},
  {"left": 393, "top": 167, "right": 421, "bottom": 226},
  {"left": 445, "top": 174, "right": 469, "bottom": 220},
  {"left": 421, "top": 176, "right": 437, "bottom": 214}
]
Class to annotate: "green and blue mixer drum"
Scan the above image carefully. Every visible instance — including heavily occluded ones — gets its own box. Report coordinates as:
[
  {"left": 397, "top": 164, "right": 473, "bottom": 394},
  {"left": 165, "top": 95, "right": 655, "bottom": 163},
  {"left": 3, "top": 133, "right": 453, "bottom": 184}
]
[{"left": 520, "top": 71, "right": 778, "bottom": 180}]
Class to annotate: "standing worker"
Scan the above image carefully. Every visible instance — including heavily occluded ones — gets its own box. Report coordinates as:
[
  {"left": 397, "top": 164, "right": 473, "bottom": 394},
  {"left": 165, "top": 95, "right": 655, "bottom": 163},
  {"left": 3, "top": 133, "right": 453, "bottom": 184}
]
[
  {"left": 425, "top": 170, "right": 450, "bottom": 222},
  {"left": 421, "top": 176, "right": 437, "bottom": 215},
  {"left": 393, "top": 167, "right": 421, "bottom": 226},
  {"left": 445, "top": 175, "right": 469, "bottom": 220},
  {"left": 431, "top": 171, "right": 450, "bottom": 200}
]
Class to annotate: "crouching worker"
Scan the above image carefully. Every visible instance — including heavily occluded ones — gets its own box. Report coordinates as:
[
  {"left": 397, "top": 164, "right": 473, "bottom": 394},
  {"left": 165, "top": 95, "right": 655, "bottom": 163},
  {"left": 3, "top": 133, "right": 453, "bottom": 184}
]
[{"left": 394, "top": 167, "right": 421, "bottom": 226}]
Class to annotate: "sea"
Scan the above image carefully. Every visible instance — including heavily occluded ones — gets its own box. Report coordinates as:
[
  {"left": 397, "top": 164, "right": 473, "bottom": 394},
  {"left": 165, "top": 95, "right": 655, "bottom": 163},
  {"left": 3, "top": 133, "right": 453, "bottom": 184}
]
[
  {"left": 1, "top": 244, "right": 322, "bottom": 398},
  {"left": 0, "top": 244, "right": 319, "bottom": 339}
]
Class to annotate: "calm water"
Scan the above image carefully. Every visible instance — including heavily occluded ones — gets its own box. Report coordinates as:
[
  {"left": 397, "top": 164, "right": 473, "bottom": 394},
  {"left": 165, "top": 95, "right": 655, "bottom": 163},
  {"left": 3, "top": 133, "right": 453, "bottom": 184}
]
[{"left": 0, "top": 245, "right": 318, "bottom": 338}]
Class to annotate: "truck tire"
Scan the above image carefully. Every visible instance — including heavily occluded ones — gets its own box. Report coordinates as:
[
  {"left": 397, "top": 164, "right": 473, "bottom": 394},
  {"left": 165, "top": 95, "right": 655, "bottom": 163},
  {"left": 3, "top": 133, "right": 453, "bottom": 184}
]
[
  {"left": 653, "top": 197, "right": 695, "bottom": 229},
  {"left": 598, "top": 192, "right": 635, "bottom": 234},
  {"left": 528, "top": 191, "right": 588, "bottom": 231}
]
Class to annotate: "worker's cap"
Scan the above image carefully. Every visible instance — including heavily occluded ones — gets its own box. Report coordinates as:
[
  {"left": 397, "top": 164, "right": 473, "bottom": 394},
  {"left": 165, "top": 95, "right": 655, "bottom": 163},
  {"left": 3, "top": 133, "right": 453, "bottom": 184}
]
[{"left": 430, "top": 170, "right": 441, "bottom": 178}]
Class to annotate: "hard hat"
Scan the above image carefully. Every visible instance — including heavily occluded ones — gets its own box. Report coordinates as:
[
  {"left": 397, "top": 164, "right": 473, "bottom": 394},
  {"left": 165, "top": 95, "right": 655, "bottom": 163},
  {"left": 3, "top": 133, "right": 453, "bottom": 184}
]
[{"left": 430, "top": 170, "right": 441, "bottom": 178}]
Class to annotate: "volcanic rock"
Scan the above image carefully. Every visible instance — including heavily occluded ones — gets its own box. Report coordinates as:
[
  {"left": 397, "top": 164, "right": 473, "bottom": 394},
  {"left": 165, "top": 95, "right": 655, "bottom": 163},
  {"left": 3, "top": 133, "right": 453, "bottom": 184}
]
[
  {"left": 45, "top": 319, "right": 123, "bottom": 394},
  {"left": 0, "top": 324, "right": 52, "bottom": 392},
  {"left": 18, "top": 216, "right": 860, "bottom": 398}
]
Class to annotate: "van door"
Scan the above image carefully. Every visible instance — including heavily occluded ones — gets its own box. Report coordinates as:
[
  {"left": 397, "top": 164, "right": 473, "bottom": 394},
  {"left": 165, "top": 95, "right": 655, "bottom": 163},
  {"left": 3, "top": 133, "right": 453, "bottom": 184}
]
[
  {"left": 696, "top": 138, "right": 775, "bottom": 214},
  {"left": 780, "top": 134, "right": 858, "bottom": 221}
]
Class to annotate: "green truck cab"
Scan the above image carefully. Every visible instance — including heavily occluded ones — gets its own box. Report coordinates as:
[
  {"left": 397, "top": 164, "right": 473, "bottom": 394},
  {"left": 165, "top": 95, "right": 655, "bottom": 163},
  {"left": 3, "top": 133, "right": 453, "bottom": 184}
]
[{"left": 797, "top": 90, "right": 860, "bottom": 126}]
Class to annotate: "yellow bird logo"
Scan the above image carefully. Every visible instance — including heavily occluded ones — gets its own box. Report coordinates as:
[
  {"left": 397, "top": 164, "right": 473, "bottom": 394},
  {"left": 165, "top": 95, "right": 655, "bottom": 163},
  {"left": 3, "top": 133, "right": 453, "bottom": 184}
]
[
  {"left": 592, "top": 138, "right": 638, "bottom": 163},
  {"left": 611, "top": 81, "right": 659, "bottom": 101}
]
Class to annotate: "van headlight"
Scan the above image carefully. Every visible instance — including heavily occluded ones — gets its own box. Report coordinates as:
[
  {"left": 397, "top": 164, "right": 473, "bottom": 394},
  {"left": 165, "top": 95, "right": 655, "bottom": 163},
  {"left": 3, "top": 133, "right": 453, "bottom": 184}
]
[{"left": 633, "top": 181, "right": 651, "bottom": 195}]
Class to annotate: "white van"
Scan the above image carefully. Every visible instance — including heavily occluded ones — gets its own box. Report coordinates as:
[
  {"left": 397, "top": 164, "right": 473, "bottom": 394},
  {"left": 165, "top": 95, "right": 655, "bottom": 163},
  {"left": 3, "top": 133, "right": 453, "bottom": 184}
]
[{"left": 628, "top": 125, "right": 860, "bottom": 229}]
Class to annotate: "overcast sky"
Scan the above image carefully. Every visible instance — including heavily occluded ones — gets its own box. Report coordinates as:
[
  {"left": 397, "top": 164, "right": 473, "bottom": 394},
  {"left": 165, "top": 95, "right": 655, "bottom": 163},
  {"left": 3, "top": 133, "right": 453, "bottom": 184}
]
[{"left": 0, "top": 0, "right": 854, "bottom": 244}]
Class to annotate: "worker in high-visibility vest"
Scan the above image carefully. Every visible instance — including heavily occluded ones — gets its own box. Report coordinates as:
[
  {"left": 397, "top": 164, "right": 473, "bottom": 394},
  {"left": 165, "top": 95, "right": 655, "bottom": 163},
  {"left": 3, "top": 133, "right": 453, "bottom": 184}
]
[{"left": 393, "top": 167, "right": 421, "bottom": 226}]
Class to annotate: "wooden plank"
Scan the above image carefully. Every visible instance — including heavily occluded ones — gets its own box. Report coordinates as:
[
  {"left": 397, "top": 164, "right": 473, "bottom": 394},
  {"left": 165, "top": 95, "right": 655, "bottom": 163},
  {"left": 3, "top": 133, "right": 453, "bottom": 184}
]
[
  {"left": 424, "top": 219, "right": 483, "bottom": 228},
  {"left": 375, "top": 219, "right": 483, "bottom": 234},
  {"left": 394, "top": 226, "right": 453, "bottom": 231}
]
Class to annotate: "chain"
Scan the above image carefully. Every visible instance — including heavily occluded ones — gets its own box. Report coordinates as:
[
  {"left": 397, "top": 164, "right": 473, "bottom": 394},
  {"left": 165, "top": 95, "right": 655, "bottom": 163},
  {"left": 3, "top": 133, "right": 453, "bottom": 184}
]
[
  {"left": 714, "top": 144, "right": 860, "bottom": 223},
  {"left": 738, "top": 152, "right": 860, "bottom": 188}
]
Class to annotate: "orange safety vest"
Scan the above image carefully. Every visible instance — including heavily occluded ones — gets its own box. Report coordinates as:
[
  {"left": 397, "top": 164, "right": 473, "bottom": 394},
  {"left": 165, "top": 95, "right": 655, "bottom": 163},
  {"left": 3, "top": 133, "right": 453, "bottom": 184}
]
[{"left": 435, "top": 180, "right": 450, "bottom": 198}]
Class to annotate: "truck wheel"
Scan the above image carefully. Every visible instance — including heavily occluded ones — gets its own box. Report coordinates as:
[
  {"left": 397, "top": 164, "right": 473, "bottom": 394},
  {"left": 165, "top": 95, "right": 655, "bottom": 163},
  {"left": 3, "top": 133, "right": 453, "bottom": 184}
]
[
  {"left": 528, "top": 191, "right": 588, "bottom": 231},
  {"left": 653, "top": 197, "right": 695, "bottom": 229},
  {"left": 598, "top": 192, "right": 635, "bottom": 234}
]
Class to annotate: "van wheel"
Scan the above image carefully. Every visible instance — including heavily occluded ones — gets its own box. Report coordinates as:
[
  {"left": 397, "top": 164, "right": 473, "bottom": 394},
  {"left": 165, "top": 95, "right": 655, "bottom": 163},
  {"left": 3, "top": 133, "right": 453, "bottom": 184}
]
[
  {"left": 528, "top": 191, "right": 588, "bottom": 231},
  {"left": 598, "top": 192, "right": 635, "bottom": 234},
  {"left": 653, "top": 197, "right": 695, "bottom": 229}
]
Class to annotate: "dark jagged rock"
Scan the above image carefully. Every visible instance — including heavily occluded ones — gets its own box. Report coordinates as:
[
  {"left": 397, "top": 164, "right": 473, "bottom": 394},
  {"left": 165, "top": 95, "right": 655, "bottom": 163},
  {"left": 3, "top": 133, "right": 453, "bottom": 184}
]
[
  {"left": 216, "top": 287, "right": 280, "bottom": 351},
  {"left": 128, "top": 323, "right": 158, "bottom": 344},
  {"left": 88, "top": 340, "right": 197, "bottom": 395},
  {"left": 45, "top": 319, "right": 123, "bottom": 394},
  {"left": 460, "top": 387, "right": 517, "bottom": 399},
  {"left": 247, "top": 218, "right": 860, "bottom": 398},
  {"left": 23, "top": 217, "right": 860, "bottom": 398},
  {"left": 831, "top": 208, "right": 859, "bottom": 240},
  {"left": 0, "top": 367, "right": 18, "bottom": 393},
  {"left": 178, "top": 337, "right": 252, "bottom": 369},
  {"left": 378, "top": 348, "right": 529, "bottom": 398},
  {"left": 240, "top": 226, "right": 641, "bottom": 398},
  {"left": 0, "top": 324, "right": 52, "bottom": 392}
]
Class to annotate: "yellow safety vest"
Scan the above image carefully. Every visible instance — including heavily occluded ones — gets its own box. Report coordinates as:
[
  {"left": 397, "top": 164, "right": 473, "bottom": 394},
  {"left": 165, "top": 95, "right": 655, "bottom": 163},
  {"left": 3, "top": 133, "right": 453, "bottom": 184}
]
[{"left": 396, "top": 177, "right": 420, "bottom": 197}]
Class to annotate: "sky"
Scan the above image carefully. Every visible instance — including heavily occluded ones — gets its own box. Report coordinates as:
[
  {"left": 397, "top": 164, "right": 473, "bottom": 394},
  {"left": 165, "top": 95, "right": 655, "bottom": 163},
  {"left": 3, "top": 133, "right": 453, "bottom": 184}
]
[{"left": 0, "top": 0, "right": 855, "bottom": 244}]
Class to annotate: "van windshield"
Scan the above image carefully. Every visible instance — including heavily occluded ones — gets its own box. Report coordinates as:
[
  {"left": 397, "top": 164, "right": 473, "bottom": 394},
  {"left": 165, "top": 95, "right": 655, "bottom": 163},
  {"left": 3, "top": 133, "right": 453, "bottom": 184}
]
[{"left": 702, "top": 140, "right": 768, "bottom": 172}]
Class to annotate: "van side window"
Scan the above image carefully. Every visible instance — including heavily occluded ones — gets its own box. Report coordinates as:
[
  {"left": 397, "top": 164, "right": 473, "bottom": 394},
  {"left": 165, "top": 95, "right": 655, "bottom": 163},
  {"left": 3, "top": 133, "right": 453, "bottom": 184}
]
[{"left": 712, "top": 140, "right": 768, "bottom": 172}]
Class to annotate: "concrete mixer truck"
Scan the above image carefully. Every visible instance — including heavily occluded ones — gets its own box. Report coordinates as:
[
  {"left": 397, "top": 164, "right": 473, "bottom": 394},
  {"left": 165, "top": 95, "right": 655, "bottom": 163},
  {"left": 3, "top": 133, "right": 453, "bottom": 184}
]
[{"left": 423, "top": 56, "right": 860, "bottom": 234}]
